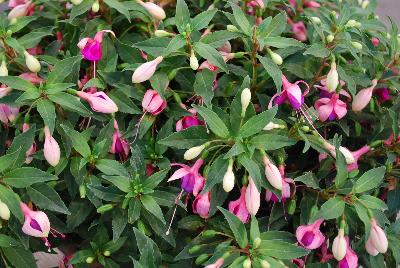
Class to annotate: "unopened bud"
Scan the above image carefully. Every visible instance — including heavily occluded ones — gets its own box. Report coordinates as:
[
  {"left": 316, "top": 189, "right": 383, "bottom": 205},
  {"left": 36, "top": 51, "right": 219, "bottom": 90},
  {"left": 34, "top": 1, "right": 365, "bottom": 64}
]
[
  {"left": 263, "top": 122, "right": 284, "bottom": 131},
  {"left": 311, "top": 17, "right": 321, "bottom": 24},
  {"left": 253, "top": 237, "right": 261, "bottom": 249},
  {"left": 345, "top": 20, "right": 358, "bottom": 28},
  {"left": 71, "top": 0, "right": 83, "bottom": 4},
  {"left": 202, "top": 230, "right": 217, "bottom": 238},
  {"left": 92, "top": 0, "right": 100, "bottom": 13},
  {"left": 195, "top": 254, "right": 209, "bottom": 265},
  {"left": 79, "top": 184, "right": 86, "bottom": 198},
  {"left": 96, "top": 204, "right": 113, "bottom": 213},
  {"left": 326, "top": 34, "right": 334, "bottom": 43},
  {"left": 361, "top": 0, "right": 369, "bottom": 9},
  {"left": 223, "top": 159, "right": 235, "bottom": 192},
  {"left": 332, "top": 228, "right": 347, "bottom": 261},
  {"left": 288, "top": 199, "right": 296, "bottom": 215},
  {"left": 0, "top": 61, "right": 8, "bottom": 76},
  {"left": 0, "top": 201, "right": 10, "bottom": 221},
  {"left": 184, "top": 143, "right": 207, "bottom": 160},
  {"left": 24, "top": 51, "right": 41, "bottom": 73},
  {"left": 103, "top": 250, "right": 111, "bottom": 256},
  {"left": 154, "top": 30, "right": 173, "bottom": 37},
  {"left": 227, "top": 25, "right": 239, "bottom": 32},
  {"left": 268, "top": 49, "right": 283, "bottom": 65},
  {"left": 241, "top": 88, "right": 251, "bottom": 117},
  {"left": 189, "top": 50, "right": 199, "bottom": 70},
  {"left": 189, "top": 245, "right": 202, "bottom": 254},
  {"left": 351, "top": 42, "right": 363, "bottom": 50},
  {"left": 243, "top": 258, "right": 251, "bottom": 268},
  {"left": 86, "top": 257, "right": 94, "bottom": 264},
  {"left": 260, "top": 260, "right": 270, "bottom": 268},
  {"left": 326, "top": 62, "right": 339, "bottom": 92}
]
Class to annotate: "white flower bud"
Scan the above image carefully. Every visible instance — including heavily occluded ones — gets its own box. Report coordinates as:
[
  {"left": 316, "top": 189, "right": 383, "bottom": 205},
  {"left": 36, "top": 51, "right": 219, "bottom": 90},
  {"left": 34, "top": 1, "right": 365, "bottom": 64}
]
[
  {"left": 189, "top": 50, "right": 199, "bottom": 70},
  {"left": 24, "top": 51, "right": 41, "bottom": 73},
  {"left": 0, "top": 60, "right": 8, "bottom": 76},
  {"left": 223, "top": 160, "right": 235, "bottom": 192},
  {"left": 154, "top": 30, "right": 173, "bottom": 37},
  {"left": 345, "top": 20, "right": 358, "bottom": 28},
  {"left": 227, "top": 25, "right": 239, "bottom": 32},
  {"left": 263, "top": 122, "right": 284, "bottom": 131},
  {"left": 339, "top": 146, "right": 355, "bottom": 164},
  {"left": 351, "top": 42, "right": 363, "bottom": 50},
  {"left": 311, "top": 17, "right": 321, "bottom": 24},
  {"left": 240, "top": 88, "right": 251, "bottom": 117},
  {"left": 260, "top": 260, "right": 270, "bottom": 268},
  {"left": 326, "top": 62, "right": 339, "bottom": 92},
  {"left": 268, "top": 49, "right": 283, "bottom": 66},
  {"left": 92, "top": 0, "right": 100, "bottom": 13},
  {"left": 332, "top": 229, "right": 347, "bottom": 261},
  {"left": 243, "top": 258, "right": 251, "bottom": 268},
  {"left": 361, "top": 0, "right": 369, "bottom": 9},
  {"left": 184, "top": 144, "right": 206, "bottom": 160},
  {"left": 0, "top": 201, "right": 10, "bottom": 221},
  {"left": 326, "top": 34, "right": 334, "bottom": 43},
  {"left": 71, "top": 0, "right": 83, "bottom": 5}
]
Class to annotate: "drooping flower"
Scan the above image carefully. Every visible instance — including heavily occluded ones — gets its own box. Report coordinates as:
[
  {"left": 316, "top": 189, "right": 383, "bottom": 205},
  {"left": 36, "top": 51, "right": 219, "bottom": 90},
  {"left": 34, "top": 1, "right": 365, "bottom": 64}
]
[
  {"left": 245, "top": 177, "right": 260, "bottom": 216},
  {"left": 77, "top": 30, "right": 115, "bottom": 62},
  {"left": 8, "top": 1, "right": 32, "bottom": 20},
  {"left": 137, "top": 0, "right": 166, "bottom": 20},
  {"left": 338, "top": 238, "right": 358, "bottom": 268},
  {"left": 262, "top": 156, "right": 283, "bottom": 190},
  {"left": 326, "top": 62, "right": 339, "bottom": 92},
  {"left": 34, "top": 248, "right": 74, "bottom": 268},
  {"left": 365, "top": 236, "right": 379, "bottom": 256},
  {"left": 375, "top": 88, "right": 391, "bottom": 103},
  {"left": 269, "top": 75, "right": 309, "bottom": 110},
  {"left": 193, "top": 192, "right": 210, "bottom": 219},
  {"left": 265, "top": 178, "right": 294, "bottom": 203},
  {"left": 168, "top": 159, "right": 205, "bottom": 196},
  {"left": 205, "top": 258, "right": 224, "bottom": 268},
  {"left": 323, "top": 141, "right": 356, "bottom": 165},
  {"left": 20, "top": 202, "right": 50, "bottom": 238},
  {"left": 367, "top": 218, "right": 388, "bottom": 254},
  {"left": 0, "top": 85, "right": 12, "bottom": 98},
  {"left": 176, "top": 115, "right": 204, "bottom": 131},
  {"left": 314, "top": 93, "right": 347, "bottom": 122},
  {"left": 0, "top": 104, "right": 19, "bottom": 124},
  {"left": 228, "top": 187, "right": 250, "bottom": 223},
  {"left": 19, "top": 72, "right": 44, "bottom": 84},
  {"left": 346, "top": 145, "right": 370, "bottom": 171},
  {"left": 110, "top": 120, "right": 130, "bottom": 161},
  {"left": 291, "top": 21, "right": 307, "bottom": 41},
  {"left": 352, "top": 79, "right": 378, "bottom": 112},
  {"left": 142, "top": 89, "right": 167, "bottom": 115},
  {"left": 43, "top": 126, "right": 60, "bottom": 167},
  {"left": 332, "top": 228, "right": 347, "bottom": 261},
  {"left": 77, "top": 91, "right": 118, "bottom": 114},
  {"left": 222, "top": 159, "right": 235, "bottom": 193},
  {"left": 296, "top": 218, "right": 326, "bottom": 250},
  {"left": 132, "top": 56, "right": 163, "bottom": 83},
  {"left": 318, "top": 242, "right": 334, "bottom": 263}
]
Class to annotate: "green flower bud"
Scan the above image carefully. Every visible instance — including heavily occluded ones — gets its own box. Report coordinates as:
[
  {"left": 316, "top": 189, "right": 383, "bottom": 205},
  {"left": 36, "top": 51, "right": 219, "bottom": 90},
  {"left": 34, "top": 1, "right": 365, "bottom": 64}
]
[
  {"left": 253, "top": 237, "right": 261, "bottom": 249},
  {"left": 288, "top": 199, "right": 296, "bottom": 215},
  {"left": 195, "top": 254, "right": 209, "bottom": 265},
  {"left": 326, "top": 34, "right": 334, "bottom": 43},
  {"left": 311, "top": 17, "right": 321, "bottom": 25},
  {"left": 96, "top": 204, "right": 114, "bottom": 214},
  {"left": 243, "top": 258, "right": 251, "bottom": 268},
  {"left": 351, "top": 42, "right": 363, "bottom": 50},
  {"left": 92, "top": 0, "right": 100, "bottom": 13},
  {"left": 86, "top": 257, "right": 94, "bottom": 264},
  {"left": 202, "top": 230, "right": 218, "bottom": 238},
  {"left": 227, "top": 25, "right": 239, "bottom": 32},
  {"left": 260, "top": 260, "right": 270, "bottom": 268},
  {"left": 79, "top": 184, "right": 86, "bottom": 198},
  {"left": 103, "top": 250, "right": 111, "bottom": 257},
  {"left": 189, "top": 245, "right": 202, "bottom": 254}
]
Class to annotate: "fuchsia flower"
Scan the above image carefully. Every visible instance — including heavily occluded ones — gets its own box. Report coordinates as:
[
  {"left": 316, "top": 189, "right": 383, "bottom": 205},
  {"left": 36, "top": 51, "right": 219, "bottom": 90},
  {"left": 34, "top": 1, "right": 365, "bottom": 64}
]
[
  {"left": 23, "top": 123, "right": 36, "bottom": 164},
  {"left": 77, "top": 91, "right": 118, "bottom": 114},
  {"left": 263, "top": 156, "right": 283, "bottom": 190},
  {"left": 8, "top": 1, "right": 32, "bottom": 20},
  {"left": 168, "top": 159, "right": 205, "bottom": 196},
  {"left": 375, "top": 88, "right": 391, "bottom": 103},
  {"left": 110, "top": 120, "right": 130, "bottom": 160},
  {"left": 0, "top": 85, "right": 12, "bottom": 98},
  {"left": 318, "top": 242, "right": 334, "bottom": 263},
  {"left": 142, "top": 89, "right": 167, "bottom": 115},
  {"left": 9, "top": 0, "right": 29, "bottom": 8},
  {"left": 229, "top": 187, "right": 250, "bottom": 223},
  {"left": 352, "top": 79, "right": 378, "bottom": 112},
  {"left": 205, "top": 258, "right": 224, "bottom": 268},
  {"left": 265, "top": 178, "right": 294, "bottom": 203},
  {"left": 338, "top": 238, "right": 358, "bottom": 268},
  {"left": 269, "top": 75, "right": 309, "bottom": 110},
  {"left": 245, "top": 177, "right": 260, "bottom": 216},
  {"left": 346, "top": 145, "right": 370, "bottom": 171},
  {"left": 296, "top": 218, "right": 326, "bottom": 249},
  {"left": 77, "top": 30, "right": 115, "bottom": 62},
  {"left": 19, "top": 72, "right": 44, "bottom": 84},
  {"left": 315, "top": 93, "right": 347, "bottom": 122},
  {"left": 291, "top": 21, "right": 307, "bottom": 41},
  {"left": 137, "top": 0, "right": 166, "bottom": 20},
  {"left": 366, "top": 218, "right": 388, "bottom": 254},
  {"left": 132, "top": 56, "right": 163, "bottom": 83},
  {"left": 0, "top": 104, "right": 19, "bottom": 124},
  {"left": 304, "top": 1, "right": 321, "bottom": 8},
  {"left": 372, "top": 37, "right": 380, "bottom": 47},
  {"left": 43, "top": 126, "right": 60, "bottom": 167},
  {"left": 193, "top": 192, "right": 210, "bottom": 219},
  {"left": 176, "top": 115, "right": 204, "bottom": 131}
]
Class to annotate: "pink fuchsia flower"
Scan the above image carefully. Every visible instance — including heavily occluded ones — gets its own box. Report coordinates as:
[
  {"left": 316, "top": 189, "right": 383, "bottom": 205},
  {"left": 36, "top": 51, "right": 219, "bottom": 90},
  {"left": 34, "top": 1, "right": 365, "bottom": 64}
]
[
  {"left": 368, "top": 218, "right": 388, "bottom": 254},
  {"left": 23, "top": 123, "right": 36, "bottom": 164},
  {"left": 8, "top": 1, "right": 32, "bottom": 20},
  {"left": 43, "top": 126, "right": 60, "bottom": 167},
  {"left": 27, "top": 45, "right": 43, "bottom": 55},
  {"left": 304, "top": 1, "right": 321, "bottom": 8},
  {"left": 346, "top": 145, "right": 370, "bottom": 171},
  {"left": 318, "top": 242, "right": 334, "bottom": 263},
  {"left": 375, "top": 88, "right": 391, "bottom": 103},
  {"left": 229, "top": 187, "right": 250, "bottom": 223},
  {"left": 77, "top": 30, "right": 115, "bottom": 62},
  {"left": 245, "top": 177, "right": 260, "bottom": 216},
  {"left": 265, "top": 178, "right": 294, "bottom": 203},
  {"left": 77, "top": 91, "right": 118, "bottom": 114},
  {"left": 291, "top": 21, "right": 307, "bottom": 42},
  {"left": 205, "top": 258, "right": 224, "bottom": 268},
  {"left": 19, "top": 72, "right": 44, "bottom": 84},
  {"left": 296, "top": 218, "right": 326, "bottom": 250},
  {"left": 372, "top": 37, "right": 380, "bottom": 47},
  {"left": 338, "top": 238, "right": 358, "bottom": 268},
  {"left": 132, "top": 56, "right": 163, "bottom": 83},
  {"left": 176, "top": 115, "right": 204, "bottom": 131},
  {"left": 314, "top": 93, "right": 347, "bottom": 122},
  {"left": 9, "top": 0, "right": 28, "bottom": 8},
  {"left": 352, "top": 79, "right": 378, "bottom": 112},
  {"left": 263, "top": 156, "right": 283, "bottom": 190},
  {"left": 20, "top": 202, "right": 50, "bottom": 238},
  {"left": 193, "top": 192, "right": 210, "bottom": 219},
  {"left": 0, "top": 86, "right": 12, "bottom": 98},
  {"left": 168, "top": 159, "right": 205, "bottom": 196},
  {"left": 34, "top": 248, "right": 73, "bottom": 268},
  {"left": 137, "top": 0, "right": 166, "bottom": 20},
  {"left": 365, "top": 236, "right": 379, "bottom": 256},
  {"left": 269, "top": 75, "right": 309, "bottom": 110},
  {"left": 110, "top": 120, "right": 130, "bottom": 161},
  {"left": 142, "top": 89, "right": 167, "bottom": 115},
  {"left": 0, "top": 104, "right": 19, "bottom": 124}
]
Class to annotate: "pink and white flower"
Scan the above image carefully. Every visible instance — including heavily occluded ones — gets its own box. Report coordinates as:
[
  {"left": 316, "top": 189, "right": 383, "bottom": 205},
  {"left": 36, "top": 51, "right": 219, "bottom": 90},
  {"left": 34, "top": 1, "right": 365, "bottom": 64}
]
[{"left": 296, "top": 218, "right": 326, "bottom": 249}]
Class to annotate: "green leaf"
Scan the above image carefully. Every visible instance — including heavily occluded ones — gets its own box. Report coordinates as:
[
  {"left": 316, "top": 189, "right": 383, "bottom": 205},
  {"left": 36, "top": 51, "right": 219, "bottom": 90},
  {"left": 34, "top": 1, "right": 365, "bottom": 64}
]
[
  {"left": 67, "top": 201, "right": 92, "bottom": 229},
  {"left": 128, "top": 198, "right": 142, "bottom": 224},
  {"left": 359, "top": 195, "right": 388, "bottom": 211},
  {"left": 27, "top": 183, "right": 70, "bottom": 215},
  {"left": 258, "top": 240, "right": 309, "bottom": 259},
  {"left": 163, "top": 35, "right": 186, "bottom": 57},
  {"left": 0, "top": 234, "right": 21, "bottom": 248},
  {"left": 102, "top": 175, "right": 130, "bottom": 193},
  {"left": 224, "top": 141, "right": 246, "bottom": 159},
  {"left": 194, "top": 69, "right": 214, "bottom": 107},
  {"left": 68, "top": 0, "right": 93, "bottom": 21},
  {"left": 158, "top": 126, "right": 209, "bottom": 149},
  {"left": 201, "top": 156, "right": 229, "bottom": 193},
  {"left": 218, "top": 207, "right": 248, "bottom": 249},
  {"left": 260, "top": 231, "right": 297, "bottom": 243},
  {"left": 142, "top": 168, "right": 170, "bottom": 189},
  {"left": 103, "top": 0, "right": 131, "bottom": 21},
  {"left": 263, "top": 37, "right": 305, "bottom": 48},
  {"left": 239, "top": 106, "right": 278, "bottom": 138},
  {"left": 0, "top": 76, "right": 36, "bottom": 91},
  {"left": 250, "top": 216, "right": 260, "bottom": 242},
  {"left": 36, "top": 99, "right": 56, "bottom": 133},
  {"left": 0, "top": 149, "right": 23, "bottom": 173},
  {"left": 201, "top": 30, "right": 241, "bottom": 48},
  {"left": 60, "top": 124, "right": 91, "bottom": 157},
  {"left": 230, "top": 3, "right": 252, "bottom": 35},
  {"left": 354, "top": 167, "right": 386, "bottom": 193},
  {"left": 96, "top": 159, "right": 129, "bottom": 177},
  {"left": 193, "top": 42, "right": 229, "bottom": 73},
  {"left": 194, "top": 105, "right": 230, "bottom": 138},
  {"left": 0, "top": 185, "right": 23, "bottom": 222},
  {"left": 191, "top": 9, "right": 217, "bottom": 31},
  {"left": 303, "top": 43, "right": 330, "bottom": 58},
  {"left": 315, "top": 197, "right": 345, "bottom": 220},
  {"left": 175, "top": 0, "right": 190, "bottom": 34},
  {"left": 258, "top": 12, "right": 287, "bottom": 38},
  {"left": 48, "top": 92, "right": 92, "bottom": 116},
  {"left": 258, "top": 55, "right": 282, "bottom": 92},
  {"left": 6, "top": 127, "right": 35, "bottom": 171},
  {"left": 47, "top": 56, "right": 82, "bottom": 84},
  {"left": 3, "top": 247, "right": 37, "bottom": 268},
  {"left": 335, "top": 144, "right": 348, "bottom": 188},
  {"left": 294, "top": 172, "right": 320, "bottom": 189},
  {"left": 238, "top": 154, "right": 262, "bottom": 190},
  {"left": 18, "top": 28, "right": 53, "bottom": 48},
  {"left": 249, "top": 134, "right": 296, "bottom": 150},
  {"left": 3, "top": 167, "right": 58, "bottom": 188},
  {"left": 140, "top": 195, "right": 166, "bottom": 224}
]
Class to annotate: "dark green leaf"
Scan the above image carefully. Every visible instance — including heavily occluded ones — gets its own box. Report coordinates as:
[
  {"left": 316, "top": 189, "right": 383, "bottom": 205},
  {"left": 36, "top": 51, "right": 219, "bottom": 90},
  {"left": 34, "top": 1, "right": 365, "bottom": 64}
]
[
  {"left": 194, "top": 105, "right": 230, "bottom": 138},
  {"left": 36, "top": 99, "right": 56, "bottom": 133},
  {"left": 218, "top": 207, "right": 248, "bottom": 249},
  {"left": 3, "top": 167, "right": 58, "bottom": 188},
  {"left": 354, "top": 167, "right": 386, "bottom": 193},
  {"left": 27, "top": 183, "right": 70, "bottom": 214}
]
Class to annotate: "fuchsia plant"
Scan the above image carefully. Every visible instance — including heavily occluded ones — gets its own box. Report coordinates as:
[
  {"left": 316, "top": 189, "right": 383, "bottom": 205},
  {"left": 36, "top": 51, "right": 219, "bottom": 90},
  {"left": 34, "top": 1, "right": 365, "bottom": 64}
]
[{"left": 0, "top": 0, "right": 398, "bottom": 267}]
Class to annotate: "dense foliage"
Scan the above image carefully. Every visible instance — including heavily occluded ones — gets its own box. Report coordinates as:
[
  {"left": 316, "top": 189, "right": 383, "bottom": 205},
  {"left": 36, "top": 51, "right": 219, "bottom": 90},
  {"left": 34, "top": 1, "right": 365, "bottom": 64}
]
[{"left": 0, "top": 0, "right": 399, "bottom": 267}]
